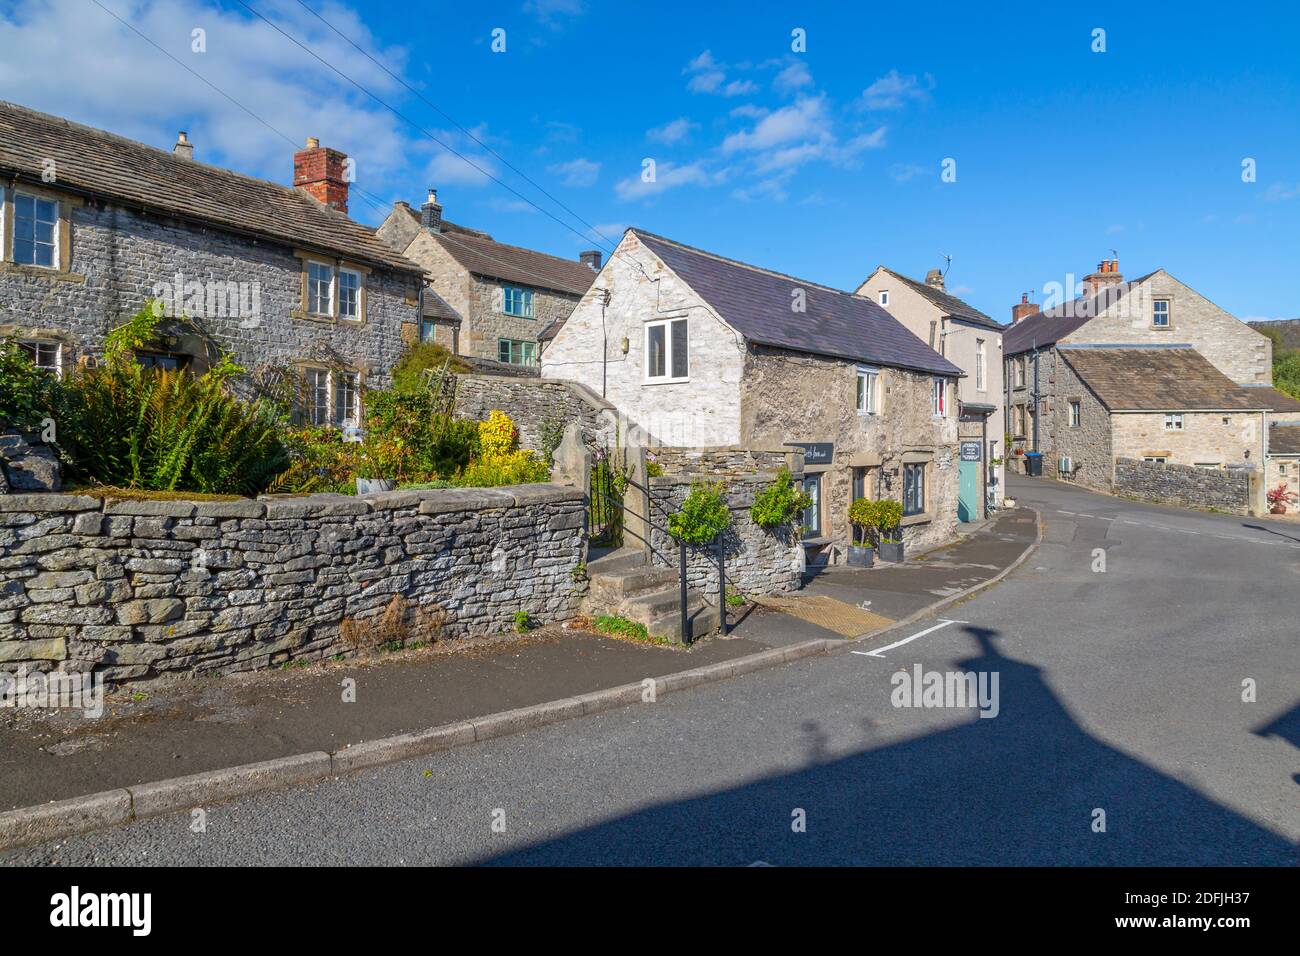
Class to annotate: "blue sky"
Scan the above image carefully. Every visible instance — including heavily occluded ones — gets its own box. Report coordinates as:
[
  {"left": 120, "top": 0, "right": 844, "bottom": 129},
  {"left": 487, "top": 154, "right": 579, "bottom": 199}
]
[{"left": 3, "top": 0, "right": 1300, "bottom": 322}]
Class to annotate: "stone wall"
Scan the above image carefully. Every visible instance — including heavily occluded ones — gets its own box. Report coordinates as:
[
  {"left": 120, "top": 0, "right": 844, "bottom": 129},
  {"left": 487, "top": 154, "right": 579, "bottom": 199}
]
[
  {"left": 644, "top": 448, "right": 804, "bottom": 598},
  {"left": 0, "top": 196, "right": 421, "bottom": 397},
  {"left": 0, "top": 484, "right": 585, "bottom": 684},
  {"left": 454, "top": 374, "right": 619, "bottom": 453},
  {"left": 1111, "top": 411, "right": 1265, "bottom": 469},
  {"left": 1113, "top": 458, "right": 1251, "bottom": 515},
  {"left": 1049, "top": 356, "right": 1113, "bottom": 488}
]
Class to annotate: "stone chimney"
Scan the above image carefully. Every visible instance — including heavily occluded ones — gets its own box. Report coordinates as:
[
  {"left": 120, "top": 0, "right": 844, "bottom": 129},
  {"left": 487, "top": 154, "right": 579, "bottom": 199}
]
[
  {"left": 924, "top": 268, "right": 945, "bottom": 291},
  {"left": 1012, "top": 293, "right": 1038, "bottom": 324},
  {"left": 580, "top": 250, "right": 602, "bottom": 271},
  {"left": 172, "top": 131, "right": 194, "bottom": 160},
  {"left": 421, "top": 188, "right": 443, "bottom": 232},
  {"left": 293, "top": 137, "right": 350, "bottom": 214},
  {"left": 1082, "top": 257, "right": 1123, "bottom": 298}
]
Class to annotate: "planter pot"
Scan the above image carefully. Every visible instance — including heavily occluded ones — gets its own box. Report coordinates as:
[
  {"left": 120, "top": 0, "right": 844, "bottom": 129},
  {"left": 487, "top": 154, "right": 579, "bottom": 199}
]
[
  {"left": 356, "top": 477, "right": 397, "bottom": 495},
  {"left": 878, "top": 541, "right": 905, "bottom": 563},
  {"left": 1271, "top": 503, "right": 1288, "bottom": 514},
  {"left": 846, "top": 545, "right": 875, "bottom": 568}
]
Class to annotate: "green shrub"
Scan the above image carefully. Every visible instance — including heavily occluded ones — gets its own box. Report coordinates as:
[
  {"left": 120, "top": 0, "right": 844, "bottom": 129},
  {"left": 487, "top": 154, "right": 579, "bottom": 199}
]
[
  {"left": 0, "top": 338, "right": 65, "bottom": 432},
  {"left": 60, "top": 363, "right": 288, "bottom": 495},
  {"left": 363, "top": 389, "right": 480, "bottom": 480},
  {"left": 668, "top": 481, "right": 732, "bottom": 545},
  {"left": 513, "top": 610, "right": 531, "bottom": 632},
  {"left": 848, "top": 497, "right": 876, "bottom": 546},
  {"left": 592, "top": 614, "right": 654, "bottom": 643},
  {"left": 454, "top": 449, "right": 549, "bottom": 487},
  {"left": 874, "top": 499, "right": 904, "bottom": 544},
  {"left": 750, "top": 468, "right": 811, "bottom": 529},
  {"left": 270, "top": 426, "right": 362, "bottom": 494},
  {"left": 390, "top": 341, "right": 470, "bottom": 393}
]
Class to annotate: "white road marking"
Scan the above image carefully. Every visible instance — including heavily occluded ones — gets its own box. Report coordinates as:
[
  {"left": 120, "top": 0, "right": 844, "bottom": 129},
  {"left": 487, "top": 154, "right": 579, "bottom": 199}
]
[
  {"left": 1054, "top": 507, "right": 1295, "bottom": 547},
  {"left": 852, "top": 619, "right": 968, "bottom": 659}
]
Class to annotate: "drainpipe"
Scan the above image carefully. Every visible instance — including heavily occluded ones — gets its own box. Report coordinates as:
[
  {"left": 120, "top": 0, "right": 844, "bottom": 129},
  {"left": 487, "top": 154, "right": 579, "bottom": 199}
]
[
  {"left": 1031, "top": 341, "right": 1041, "bottom": 453},
  {"left": 599, "top": 289, "right": 611, "bottom": 398},
  {"left": 981, "top": 413, "right": 989, "bottom": 518}
]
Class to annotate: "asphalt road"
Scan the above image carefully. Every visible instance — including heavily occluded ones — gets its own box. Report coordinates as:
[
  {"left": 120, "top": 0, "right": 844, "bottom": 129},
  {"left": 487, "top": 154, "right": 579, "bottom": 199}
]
[{"left": 5, "top": 476, "right": 1298, "bottom": 865}]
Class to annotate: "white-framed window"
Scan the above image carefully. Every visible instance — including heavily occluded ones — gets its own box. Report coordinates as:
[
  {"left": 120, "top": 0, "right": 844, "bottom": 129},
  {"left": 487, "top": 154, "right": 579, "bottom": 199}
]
[
  {"left": 903, "top": 462, "right": 927, "bottom": 517},
  {"left": 338, "top": 268, "right": 362, "bottom": 320},
  {"left": 1014, "top": 356, "right": 1026, "bottom": 388},
  {"left": 13, "top": 192, "right": 58, "bottom": 268},
  {"left": 497, "top": 338, "right": 537, "bottom": 366},
  {"left": 1153, "top": 299, "right": 1171, "bottom": 328},
  {"left": 1280, "top": 462, "right": 1290, "bottom": 476},
  {"left": 645, "top": 318, "right": 688, "bottom": 382},
  {"left": 1143, "top": 456, "right": 1167, "bottom": 464},
  {"left": 502, "top": 285, "right": 534, "bottom": 318},
  {"left": 18, "top": 340, "right": 62, "bottom": 377},
  {"left": 878, "top": 290, "right": 890, "bottom": 307},
  {"left": 1068, "top": 400, "right": 1081, "bottom": 428},
  {"left": 304, "top": 367, "right": 331, "bottom": 425},
  {"left": 975, "top": 338, "right": 986, "bottom": 391},
  {"left": 931, "top": 377, "right": 948, "bottom": 417},
  {"left": 856, "top": 366, "right": 880, "bottom": 415},
  {"left": 307, "top": 261, "right": 334, "bottom": 316},
  {"left": 334, "top": 371, "right": 360, "bottom": 425},
  {"left": 1164, "top": 413, "right": 1185, "bottom": 431}
]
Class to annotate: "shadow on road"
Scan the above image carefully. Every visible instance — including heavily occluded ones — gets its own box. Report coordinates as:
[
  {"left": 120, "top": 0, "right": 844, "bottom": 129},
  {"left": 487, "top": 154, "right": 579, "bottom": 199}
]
[
  {"left": 480, "top": 627, "right": 1298, "bottom": 866},
  {"left": 1241, "top": 522, "right": 1300, "bottom": 545}
]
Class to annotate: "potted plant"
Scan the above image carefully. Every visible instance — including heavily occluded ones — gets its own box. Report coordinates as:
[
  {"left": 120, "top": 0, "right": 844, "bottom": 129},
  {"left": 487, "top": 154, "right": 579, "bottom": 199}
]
[
  {"left": 355, "top": 438, "right": 401, "bottom": 495},
  {"left": 874, "top": 499, "right": 905, "bottom": 563},
  {"left": 847, "top": 497, "right": 877, "bottom": 567},
  {"left": 1267, "top": 482, "right": 1298, "bottom": 515}
]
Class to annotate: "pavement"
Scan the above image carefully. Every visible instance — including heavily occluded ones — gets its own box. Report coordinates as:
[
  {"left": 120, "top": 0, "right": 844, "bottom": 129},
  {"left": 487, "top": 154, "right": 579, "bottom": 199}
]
[
  {"left": 0, "top": 508, "right": 1035, "bottom": 816},
  {"left": 5, "top": 476, "right": 1293, "bottom": 865}
]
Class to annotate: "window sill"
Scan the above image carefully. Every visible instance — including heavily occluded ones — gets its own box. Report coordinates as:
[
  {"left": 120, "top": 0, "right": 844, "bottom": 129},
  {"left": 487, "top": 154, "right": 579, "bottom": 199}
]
[
  {"left": 901, "top": 513, "right": 931, "bottom": 528},
  {"left": 292, "top": 310, "right": 338, "bottom": 323},
  {"left": 1150, "top": 325, "right": 1173, "bottom": 331},
  {"left": 643, "top": 377, "right": 690, "bottom": 386},
  {"left": 0, "top": 262, "right": 84, "bottom": 283}
]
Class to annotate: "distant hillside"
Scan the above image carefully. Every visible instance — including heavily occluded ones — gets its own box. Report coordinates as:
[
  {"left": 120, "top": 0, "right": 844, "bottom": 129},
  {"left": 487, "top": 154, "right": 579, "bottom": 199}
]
[{"left": 1250, "top": 318, "right": 1300, "bottom": 352}]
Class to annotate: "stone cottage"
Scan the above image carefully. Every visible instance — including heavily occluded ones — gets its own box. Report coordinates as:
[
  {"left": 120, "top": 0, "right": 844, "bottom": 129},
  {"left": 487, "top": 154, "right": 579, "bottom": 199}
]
[
  {"left": 0, "top": 100, "right": 425, "bottom": 424},
  {"left": 1003, "top": 259, "right": 1275, "bottom": 483},
  {"left": 855, "top": 265, "right": 1006, "bottom": 519},
  {"left": 374, "top": 191, "right": 598, "bottom": 366},
  {"left": 541, "top": 228, "right": 964, "bottom": 559},
  {"left": 1267, "top": 422, "right": 1300, "bottom": 514}
]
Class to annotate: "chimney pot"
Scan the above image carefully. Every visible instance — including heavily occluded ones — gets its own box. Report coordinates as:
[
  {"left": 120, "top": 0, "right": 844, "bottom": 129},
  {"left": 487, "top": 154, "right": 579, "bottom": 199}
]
[
  {"left": 580, "top": 250, "right": 602, "bottom": 271},
  {"left": 293, "top": 139, "right": 350, "bottom": 214},
  {"left": 1082, "top": 257, "right": 1124, "bottom": 297},
  {"left": 1012, "top": 292, "right": 1038, "bottom": 324}
]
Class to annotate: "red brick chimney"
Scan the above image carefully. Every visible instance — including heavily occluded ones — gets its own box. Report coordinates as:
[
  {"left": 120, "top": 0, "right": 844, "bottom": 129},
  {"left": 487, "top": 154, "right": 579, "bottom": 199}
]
[
  {"left": 1082, "top": 257, "right": 1123, "bottom": 298},
  {"left": 293, "top": 137, "right": 350, "bottom": 214},
  {"left": 1011, "top": 292, "right": 1037, "bottom": 324}
]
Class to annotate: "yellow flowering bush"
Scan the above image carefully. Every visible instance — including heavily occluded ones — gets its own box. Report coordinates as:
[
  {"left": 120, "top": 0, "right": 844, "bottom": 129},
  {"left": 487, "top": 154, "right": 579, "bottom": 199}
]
[{"left": 479, "top": 410, "right": 517, "bottom": 459}]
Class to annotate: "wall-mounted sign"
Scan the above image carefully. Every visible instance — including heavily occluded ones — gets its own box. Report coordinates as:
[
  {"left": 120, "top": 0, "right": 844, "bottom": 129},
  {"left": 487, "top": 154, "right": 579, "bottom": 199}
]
[
  {"left": 960, "top": 441, "right": 983, "bottom": 462},
  {"left": 785, "top": 442, "right": 834, "bottom": 465}
]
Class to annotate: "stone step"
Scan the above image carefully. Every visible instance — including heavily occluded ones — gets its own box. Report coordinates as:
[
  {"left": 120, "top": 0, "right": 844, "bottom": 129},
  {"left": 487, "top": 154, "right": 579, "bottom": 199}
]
[
  {"left": 586, "top": 546, "right": 646, "bottom": 576},
  {"left": 588, "top": 565, "right": 680, "bottom": 603},
  {"left": 646, "top": 601, "right": 723, "bottom": 644}
]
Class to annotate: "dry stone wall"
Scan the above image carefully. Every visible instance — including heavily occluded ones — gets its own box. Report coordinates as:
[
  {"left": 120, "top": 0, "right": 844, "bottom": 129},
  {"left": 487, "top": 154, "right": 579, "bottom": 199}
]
[
  {"left": 1113, "top": 458, "right": 1251, "bottom": 514},
  {"left": 454, "top": 374, "right": 619, "bottom": 453},
  {"left": 0, "top": 484, "right": 585, "bottom": 684}
]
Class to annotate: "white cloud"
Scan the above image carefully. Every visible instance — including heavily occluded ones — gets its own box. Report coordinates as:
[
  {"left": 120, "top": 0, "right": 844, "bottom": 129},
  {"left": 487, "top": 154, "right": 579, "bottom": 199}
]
[
  {"left": 0, "top": 0, "right": 416, "bottom": 201},
  {"left": 522, "top": 0, "right": 585, "bottom": 26},
  {"left": 773, "top": 61, "right": 813, "bottom": 95},
  {"left": 547, "top": 157, "right": 601, "bottom": 187},
  {"left": 615, "top": 161, "right": 713, "bottom": 201},
  {"left": 647, "top": 117, "right": 698, "bottom": 145},
  {"left": 688, "top": 70, "right": 727, "bottom": 94},
  {"left": 889, "top": 162, "right": 926, "bottom": 183},
  {"left": 684, "top": 49, "right": 756, "bottom": 97},
  {"left": 1262, "top": 182, "right": 1300, "bottom": 202},
  {"left": 722, "top": 96, "right": 829, "bottom": 154},
  {"left": 861, "top": 69, "right": 934, "bottom": 110},
  {"left": 723, "top": 79, "right": 758, "bottom": 97},
  {"left": 426, "top": 148, "right": 499, "bottom": 187}
]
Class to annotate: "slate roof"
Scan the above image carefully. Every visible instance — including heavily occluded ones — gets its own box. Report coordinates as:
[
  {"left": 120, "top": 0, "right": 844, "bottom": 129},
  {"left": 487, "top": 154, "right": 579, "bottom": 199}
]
[
  {"left": 873, "top": 267, "right": 1002, "bottom": 331},
  {"left": 1241, "top": 385, "right": 1300, "bottom": 414},
  {"left": 1003, "top": 273, "right": 1160, "bottom": 355},
  {"left": 422, "top": 289, "right": 461, "bottom": 323},
  {"left": 430, "top": 230, "right": 597, "bottom": 296},
  {"left": 1059, "top": 347, "right": 1270, "bottom": 411},
  {"left": 631, "top": 230, "right": 963, "bottom": 377},
  {"left": 1270, "top": 424, "right": 1300, "bottom": 456},
  {"left": 0, "top": 100, "right": 422, "bottom": 275}
]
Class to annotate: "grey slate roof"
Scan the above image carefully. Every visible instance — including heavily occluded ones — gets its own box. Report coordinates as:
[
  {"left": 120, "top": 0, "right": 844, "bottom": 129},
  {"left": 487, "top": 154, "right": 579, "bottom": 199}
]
[
  {"left": 1003, "top": 272, "right": 1159, "bottom": 356},
  {"left": 1241, "top": 385, "right": 1300, "bottom": 414},
  {"left": 1270, "top": 424, "right": 1300, "bottom": 456},
  {"left": 632, "top": 230, "right": 963, "bottom": 377},
  {"left": 0, "top": 100, "right": 422, "bottom": 275},
  {"left": 1059, "top": 347, "right": 1270, "bottom": 411},
  {"left": 422, "top": 289, "right": 461, "bottom": 323},
  {"left": 431, "top": 230, "right": 597, "bottom": 297},
  {"left": 875, "top": 267, "right": 1002, "bottom": 331}
]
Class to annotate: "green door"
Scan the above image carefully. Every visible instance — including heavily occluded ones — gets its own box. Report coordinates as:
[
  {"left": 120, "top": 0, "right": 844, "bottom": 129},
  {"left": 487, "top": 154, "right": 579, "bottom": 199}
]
[{"left": 958, "top": 460, "right": 980, "bottom": 522}]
